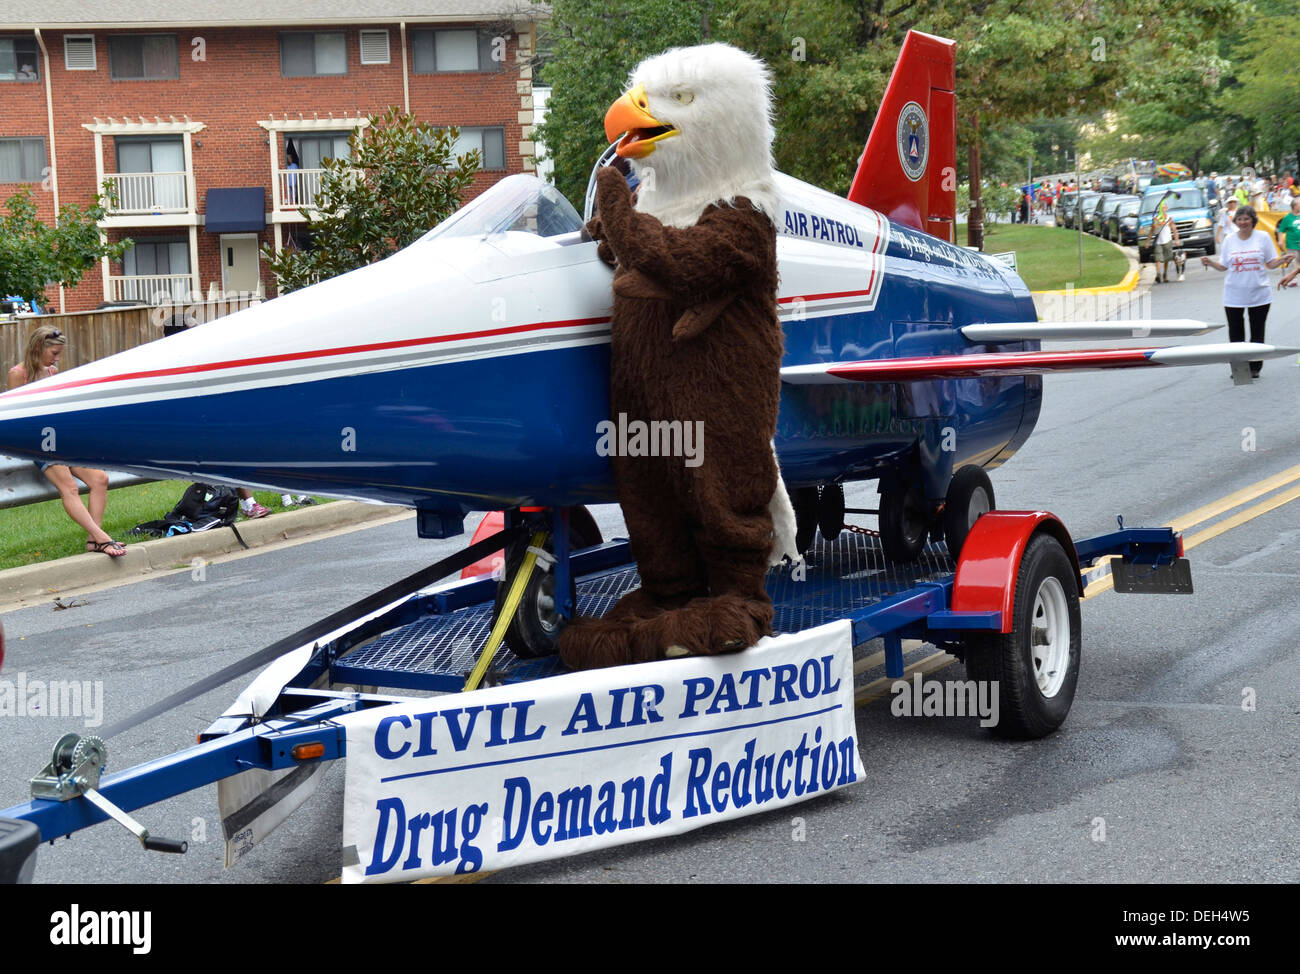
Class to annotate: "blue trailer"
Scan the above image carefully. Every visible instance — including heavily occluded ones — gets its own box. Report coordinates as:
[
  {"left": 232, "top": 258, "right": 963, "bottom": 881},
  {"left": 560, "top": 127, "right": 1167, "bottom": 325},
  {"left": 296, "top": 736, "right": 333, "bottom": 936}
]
[{"left": 0, "top": 507, "right": 1189, "bottom": 882}]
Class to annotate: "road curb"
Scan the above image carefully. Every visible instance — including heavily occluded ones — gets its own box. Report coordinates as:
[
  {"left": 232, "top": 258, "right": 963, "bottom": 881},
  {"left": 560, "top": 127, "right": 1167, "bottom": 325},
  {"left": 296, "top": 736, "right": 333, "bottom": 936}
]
[
  {"left": 1032, "top": 240, "right": 1141, "bottom": 296},
  {"left": 0, "top": 500, "right": 408, "bottom": 605}
]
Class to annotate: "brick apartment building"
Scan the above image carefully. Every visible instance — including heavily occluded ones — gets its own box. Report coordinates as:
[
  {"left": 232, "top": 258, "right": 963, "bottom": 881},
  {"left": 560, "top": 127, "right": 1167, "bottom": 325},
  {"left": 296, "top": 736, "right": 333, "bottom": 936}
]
[{"left": 0, "top": 1, "right": 547, "bottom": 312}]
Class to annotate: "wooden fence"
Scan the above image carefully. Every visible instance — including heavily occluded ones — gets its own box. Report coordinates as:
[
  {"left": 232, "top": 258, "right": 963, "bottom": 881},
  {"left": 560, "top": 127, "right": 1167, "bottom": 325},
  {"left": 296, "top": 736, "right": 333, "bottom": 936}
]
[{"left": 0, "top": 296, "right": 261, "bottom": 374}]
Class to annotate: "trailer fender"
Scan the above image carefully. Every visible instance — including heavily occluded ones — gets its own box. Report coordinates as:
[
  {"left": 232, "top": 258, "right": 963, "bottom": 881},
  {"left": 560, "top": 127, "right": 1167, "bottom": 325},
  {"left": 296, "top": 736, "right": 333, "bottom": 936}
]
[{"left": 950, "top": 511, "right": 1080, "bottom": 633}]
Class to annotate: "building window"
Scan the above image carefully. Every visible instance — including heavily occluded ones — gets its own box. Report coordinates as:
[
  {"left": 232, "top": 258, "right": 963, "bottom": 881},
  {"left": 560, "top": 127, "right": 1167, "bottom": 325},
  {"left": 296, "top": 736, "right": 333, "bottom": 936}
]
[
  {"left": 448, "top": 127, "right": 506, "bottom": 170},
  {"left": 280, "top": 32, "right": 347, "bottom": 77},
  {"left": 115, "top": 136, "right": 184, "bottom": 174},
  {"left": 123, "top": 238, "right": 190, "bottom": 276},
  {"left": 108, "top": 35, "right": 179, "bottom": 80},
  {"left": 285, "top": 132, "right": 352, "bottom": 170},
  {"left": 0, "top": 137, "right": 46, "bottom": 182},
  {"left": 411, "top": 29, "right": 500, "bottom": 73},
  {"left": 0, "top": 36, "right": 40, "bottom": 81}
]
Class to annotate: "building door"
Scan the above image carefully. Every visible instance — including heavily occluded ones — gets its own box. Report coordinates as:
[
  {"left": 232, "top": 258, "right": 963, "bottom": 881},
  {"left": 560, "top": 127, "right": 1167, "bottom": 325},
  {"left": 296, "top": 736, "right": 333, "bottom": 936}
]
[{"left": 220, "top": 235, "right": 260, "bottom": 294}]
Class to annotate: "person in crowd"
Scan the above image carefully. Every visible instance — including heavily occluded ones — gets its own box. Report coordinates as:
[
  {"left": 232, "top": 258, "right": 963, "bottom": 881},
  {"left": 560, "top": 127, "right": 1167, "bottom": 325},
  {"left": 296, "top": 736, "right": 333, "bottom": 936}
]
[
  {"left": 1275, "top": 197, "right": 1300, "bottom": 285},
  {"left": 1200, "top": 205, "right": 1294, "bottom": 379},
  {"left": 1145, "top": 193, "right": 1181, "bottom": 284},
  {"left": 7, "top": 325, "right": 127, "bottom": 556},
  {"left": 1216, "top": 196, "right": 1239, "bottom": 246}
]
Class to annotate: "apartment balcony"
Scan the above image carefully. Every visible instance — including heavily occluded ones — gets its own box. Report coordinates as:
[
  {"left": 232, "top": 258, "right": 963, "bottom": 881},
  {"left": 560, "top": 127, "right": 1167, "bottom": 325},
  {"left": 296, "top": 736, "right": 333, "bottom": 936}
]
[
  {"left": 104, "top": 171, "right": 189, "bottom": 215},
  {"left": 276, "top": 168, "right": 326, "bottom": 211},
  {"left": 108, "top": 274, "right": 195, "bottom": 305}
]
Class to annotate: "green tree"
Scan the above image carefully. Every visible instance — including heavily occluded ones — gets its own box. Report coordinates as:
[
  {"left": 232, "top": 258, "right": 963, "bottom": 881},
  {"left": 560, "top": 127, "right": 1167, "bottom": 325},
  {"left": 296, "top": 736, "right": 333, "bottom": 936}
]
[
  {"left": 537, "top": 0, "right": 709, "bottom": 206},
  {"left": 0, "top": 188, "right": 128, "bottom": 301},
  {"left": 263, "top": 107, "right": 480, "bottom": 294}
]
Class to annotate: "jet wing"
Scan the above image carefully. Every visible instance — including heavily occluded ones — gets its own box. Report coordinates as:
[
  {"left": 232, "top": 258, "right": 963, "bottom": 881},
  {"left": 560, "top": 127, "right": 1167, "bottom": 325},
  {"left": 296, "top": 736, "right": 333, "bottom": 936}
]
[
  {"left": 781, "top": 343, "right": 1300, "bottom": 384},
  {"left": 960, "top": 319, "right": 1220, "bottom": 341}
]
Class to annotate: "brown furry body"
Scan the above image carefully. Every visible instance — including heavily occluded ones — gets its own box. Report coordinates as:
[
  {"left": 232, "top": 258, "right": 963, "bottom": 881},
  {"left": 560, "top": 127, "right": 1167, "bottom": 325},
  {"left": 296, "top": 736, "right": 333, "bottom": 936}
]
[{"left": 558, "top": 166, "right": 783, "bottom": 670}]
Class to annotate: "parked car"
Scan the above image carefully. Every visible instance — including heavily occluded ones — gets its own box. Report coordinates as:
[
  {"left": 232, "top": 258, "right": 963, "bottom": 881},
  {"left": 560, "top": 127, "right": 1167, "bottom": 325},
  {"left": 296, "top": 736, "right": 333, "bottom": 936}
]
[
  {"left": 1137, "top": 182, "right": 1217, "bottom": 261},
  {"left": 1080, "top": 193, "right": 1109, "bottom": 233},
  {"left": 1096, "top": 175, "right": 1121, "bottom": 194},
  {"left": 1105, "top": 196, "right": 1142, "bottom": 244},
  {"left": 1059, "top": 191, "right": 1100, "bottom": 229},
  {"left": 1093, "top": 194, "right": 1127, "bottom": 236}
]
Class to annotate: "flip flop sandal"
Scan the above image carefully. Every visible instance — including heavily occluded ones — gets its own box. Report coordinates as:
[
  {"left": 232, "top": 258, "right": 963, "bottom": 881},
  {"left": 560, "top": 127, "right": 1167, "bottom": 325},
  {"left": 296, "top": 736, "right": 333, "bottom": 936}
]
[{"left": 86, "top": 539, "right": 127, "bottom": 557}]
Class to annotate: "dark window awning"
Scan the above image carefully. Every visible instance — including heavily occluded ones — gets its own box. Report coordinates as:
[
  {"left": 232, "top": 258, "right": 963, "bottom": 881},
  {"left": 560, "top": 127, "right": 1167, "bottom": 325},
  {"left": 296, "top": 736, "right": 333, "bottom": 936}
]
[{"left": 205, "top": 188, "right": 266, "bottom": 233}]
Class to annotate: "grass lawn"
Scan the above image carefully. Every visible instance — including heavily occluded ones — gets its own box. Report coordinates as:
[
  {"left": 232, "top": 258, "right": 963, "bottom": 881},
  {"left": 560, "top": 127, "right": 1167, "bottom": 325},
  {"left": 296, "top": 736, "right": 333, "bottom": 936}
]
[
  {"left": 959, "top": 222, "right": 1130, "bottom": 291},
  {"left": 0, "top": 479, "right": 329, "bottom": 572}
]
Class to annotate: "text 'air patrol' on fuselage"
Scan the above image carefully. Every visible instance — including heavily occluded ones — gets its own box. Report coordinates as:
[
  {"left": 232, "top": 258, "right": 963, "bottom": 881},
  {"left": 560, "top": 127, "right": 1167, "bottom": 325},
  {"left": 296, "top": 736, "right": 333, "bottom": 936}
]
[{"left": 781, "top": 209, "right": 867, "bottom": 248}]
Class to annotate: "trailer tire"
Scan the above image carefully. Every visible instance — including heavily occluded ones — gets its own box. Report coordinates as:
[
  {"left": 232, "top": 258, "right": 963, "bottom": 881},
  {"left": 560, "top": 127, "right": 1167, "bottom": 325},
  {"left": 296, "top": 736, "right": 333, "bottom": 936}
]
[
  {"left": 817, "top": 482, "right": 846, "bottom": 542},
  {"left": 792, "top": 486, "right": 820, "bottom": 553},
  {"left": 497, "top": 507, "right": 601, "bottom": 659},
  {"left": 942, "top": 466, "right": 994, "bottom": 561},
  {"left": 879, "top": 476, "right": 929, "bottom": 562},
  {"left": 964, "top": 532, "right": 1081, "bottom": 738}
]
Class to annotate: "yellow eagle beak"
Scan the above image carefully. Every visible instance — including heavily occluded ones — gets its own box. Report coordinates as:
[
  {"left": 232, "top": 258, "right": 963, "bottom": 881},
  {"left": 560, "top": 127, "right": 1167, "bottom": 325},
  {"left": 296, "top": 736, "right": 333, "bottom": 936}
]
[{"left": 604, "top": 84, "right": 678, "bottom": 159}]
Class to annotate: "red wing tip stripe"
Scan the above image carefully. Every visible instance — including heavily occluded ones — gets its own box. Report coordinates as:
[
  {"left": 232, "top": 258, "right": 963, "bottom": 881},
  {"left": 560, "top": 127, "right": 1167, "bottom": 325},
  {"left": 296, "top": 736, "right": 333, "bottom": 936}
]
[
  {"left": 1, "top": 316, "right": 612, "bottom": 399},
  {"left": 826, "top": 349, "right": 1159, "bottom": 380}
]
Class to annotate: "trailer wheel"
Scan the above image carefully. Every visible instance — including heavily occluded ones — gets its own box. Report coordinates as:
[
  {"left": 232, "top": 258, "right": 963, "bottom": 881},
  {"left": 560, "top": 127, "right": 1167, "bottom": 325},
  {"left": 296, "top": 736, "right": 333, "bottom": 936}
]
[
  {"left": 964, "top": 532, "right": 1081, "bottom": 738},
  {"left": 942, "top": 466, "right": 994, "bottom": 561},
  {"left": 879, "top": 477, "right": 930, "bottom": 562},
  {"left": 792, "top": 486, "right": 820, "bottom": 553},
  {"left": 817, "top": 482, "right": 846, "bottom": 542},
  {"left": 497, "top": 507, "right": 601, "bottom": 659}
]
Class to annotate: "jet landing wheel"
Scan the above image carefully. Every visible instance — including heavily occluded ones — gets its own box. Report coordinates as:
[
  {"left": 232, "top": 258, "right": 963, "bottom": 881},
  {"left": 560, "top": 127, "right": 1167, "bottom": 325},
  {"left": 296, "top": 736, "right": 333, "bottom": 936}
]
[
  {"left": 495, "top": 507, "right": 601, "bottom": 659},
  {"left": 964, "top": 533, "right": 1081, "bottom": 739},
  {"left": 941, "top": 465, "right": 995, "bottom": 561},
  {"left": 878, "top": 477, "right": 930, "bottom": 561}
]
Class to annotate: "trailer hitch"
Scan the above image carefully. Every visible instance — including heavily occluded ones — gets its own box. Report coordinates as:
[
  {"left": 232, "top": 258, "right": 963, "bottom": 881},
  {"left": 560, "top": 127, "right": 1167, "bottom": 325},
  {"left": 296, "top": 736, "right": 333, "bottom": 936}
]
[{"left": 30, "top": 733, "right": 189, "bottom": 854}]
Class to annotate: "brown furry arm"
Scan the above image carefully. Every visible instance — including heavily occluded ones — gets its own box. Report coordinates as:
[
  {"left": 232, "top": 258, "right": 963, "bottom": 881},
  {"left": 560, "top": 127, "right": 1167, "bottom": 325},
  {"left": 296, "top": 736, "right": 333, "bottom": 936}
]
[
  {"left": 593, "top": 166, "right": 772, "bottom": 301},
  {"left": 583, "top": 214, "right": 617, "bottom": 267}
]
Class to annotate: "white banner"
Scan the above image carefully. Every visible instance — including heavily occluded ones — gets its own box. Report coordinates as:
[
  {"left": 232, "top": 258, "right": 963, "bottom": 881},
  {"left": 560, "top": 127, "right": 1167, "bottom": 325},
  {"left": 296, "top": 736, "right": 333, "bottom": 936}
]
[{"left": 341, "top": 620, "right": 863, "bottom": 882}]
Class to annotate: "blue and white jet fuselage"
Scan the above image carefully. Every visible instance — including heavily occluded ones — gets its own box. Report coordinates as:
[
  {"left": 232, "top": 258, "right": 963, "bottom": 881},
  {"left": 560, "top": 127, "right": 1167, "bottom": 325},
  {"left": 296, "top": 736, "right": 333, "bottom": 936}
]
[{"left": 0, "top": 172, "right": 1039, "bottom": 533}]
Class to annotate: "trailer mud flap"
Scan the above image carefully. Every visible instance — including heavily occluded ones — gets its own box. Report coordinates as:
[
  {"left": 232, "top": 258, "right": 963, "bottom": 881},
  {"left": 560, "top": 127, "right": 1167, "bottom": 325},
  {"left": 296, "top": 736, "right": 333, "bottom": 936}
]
[
  {"left": 220, "top": 762, "right": 326, "bottom": 868},
  {"left": 1112, "top": 557, "right": 1193, "bottom": 594}
]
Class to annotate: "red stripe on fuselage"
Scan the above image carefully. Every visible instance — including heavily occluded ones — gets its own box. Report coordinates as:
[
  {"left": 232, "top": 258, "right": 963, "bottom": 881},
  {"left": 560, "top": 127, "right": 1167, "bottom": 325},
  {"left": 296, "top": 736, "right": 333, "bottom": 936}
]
[{"left": 2, "top": 315, "right": 612, "bottom": 399}]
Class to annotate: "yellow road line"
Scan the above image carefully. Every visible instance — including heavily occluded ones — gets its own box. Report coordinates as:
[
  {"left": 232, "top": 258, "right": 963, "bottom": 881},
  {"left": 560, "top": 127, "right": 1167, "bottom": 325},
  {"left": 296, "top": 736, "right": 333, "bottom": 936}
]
[
  {"left": 1081, "top": 463, "right": 1300, "bottom": 598},
  {"left": 1165, "top": 462, "right": 1300, "bottom": 533}
]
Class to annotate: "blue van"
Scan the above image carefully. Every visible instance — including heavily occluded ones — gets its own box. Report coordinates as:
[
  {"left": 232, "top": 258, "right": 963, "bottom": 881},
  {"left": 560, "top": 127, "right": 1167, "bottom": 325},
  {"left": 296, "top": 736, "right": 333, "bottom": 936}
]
[{"left": 1137, "top": 181, "right": 1217, "bottom": 261}]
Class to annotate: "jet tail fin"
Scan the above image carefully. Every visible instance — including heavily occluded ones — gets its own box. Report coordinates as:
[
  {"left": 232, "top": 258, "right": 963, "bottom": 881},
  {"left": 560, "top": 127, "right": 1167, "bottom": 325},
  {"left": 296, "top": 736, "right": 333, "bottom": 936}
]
[{"left": 846, "top": 30, "right": 956, "bottom": 241}]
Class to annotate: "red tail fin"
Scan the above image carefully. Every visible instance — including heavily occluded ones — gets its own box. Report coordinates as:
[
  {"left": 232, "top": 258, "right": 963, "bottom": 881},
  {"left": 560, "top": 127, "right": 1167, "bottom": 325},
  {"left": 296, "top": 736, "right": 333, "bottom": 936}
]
[{"left": 846, "top": 30, "right": 956, "bottom": 241}]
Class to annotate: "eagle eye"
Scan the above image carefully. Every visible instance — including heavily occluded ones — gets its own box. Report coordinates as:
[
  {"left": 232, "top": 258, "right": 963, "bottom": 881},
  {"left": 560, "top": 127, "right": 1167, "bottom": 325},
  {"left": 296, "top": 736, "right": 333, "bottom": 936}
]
[{"left": 671, "top": 90, "right": 695, "bottom": 105}]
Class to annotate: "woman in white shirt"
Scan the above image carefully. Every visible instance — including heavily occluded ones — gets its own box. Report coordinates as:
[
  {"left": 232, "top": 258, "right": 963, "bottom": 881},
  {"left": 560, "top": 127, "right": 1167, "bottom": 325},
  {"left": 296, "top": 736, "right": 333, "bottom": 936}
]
[{"left": 1201, "top": 205, "right": 1295, "bottom": 379}]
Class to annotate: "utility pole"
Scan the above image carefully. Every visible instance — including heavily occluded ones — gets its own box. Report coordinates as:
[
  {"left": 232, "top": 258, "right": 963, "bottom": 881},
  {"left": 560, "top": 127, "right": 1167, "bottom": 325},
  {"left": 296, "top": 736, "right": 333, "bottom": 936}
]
[{"left": 1075, "top": 150, "right": 1083, "bottom": 277}]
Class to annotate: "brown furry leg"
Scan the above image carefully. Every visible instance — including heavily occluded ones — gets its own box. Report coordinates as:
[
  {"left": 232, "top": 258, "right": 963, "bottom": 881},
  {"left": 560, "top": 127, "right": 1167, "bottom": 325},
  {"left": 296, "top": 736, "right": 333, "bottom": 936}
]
[
  {"left": 557, "top": 616, "right": 636, "bottom": 671},
  {"left": 627, "top": 594, "right": 772, "bottom": 661}
]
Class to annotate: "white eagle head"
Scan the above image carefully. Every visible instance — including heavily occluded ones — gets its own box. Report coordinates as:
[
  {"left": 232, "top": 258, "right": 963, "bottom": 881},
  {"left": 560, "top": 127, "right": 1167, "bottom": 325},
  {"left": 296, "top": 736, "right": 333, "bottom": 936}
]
[{"left": 603, "top": 43, "right": 779, "bottom": 229}]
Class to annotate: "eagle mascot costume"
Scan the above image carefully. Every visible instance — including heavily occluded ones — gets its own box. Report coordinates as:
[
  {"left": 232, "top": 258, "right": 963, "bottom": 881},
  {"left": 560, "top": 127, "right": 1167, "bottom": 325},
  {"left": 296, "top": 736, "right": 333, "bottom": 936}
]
[{"left": 558, "top": 43, "right": 798, "bottom": 670}]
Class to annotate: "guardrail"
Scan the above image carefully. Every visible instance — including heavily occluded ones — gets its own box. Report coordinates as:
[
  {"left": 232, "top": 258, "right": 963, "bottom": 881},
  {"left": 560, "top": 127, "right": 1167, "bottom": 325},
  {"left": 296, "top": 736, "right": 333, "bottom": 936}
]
[{"left": 0, "top": 456, "right": 151, "bottom": 510}]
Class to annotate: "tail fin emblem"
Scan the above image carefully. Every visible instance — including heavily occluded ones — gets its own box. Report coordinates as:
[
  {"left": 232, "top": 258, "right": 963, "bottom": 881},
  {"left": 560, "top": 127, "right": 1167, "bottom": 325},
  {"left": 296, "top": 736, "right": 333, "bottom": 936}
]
[{"left": 896, "top": 102, "right": 928, "bottom": 182}]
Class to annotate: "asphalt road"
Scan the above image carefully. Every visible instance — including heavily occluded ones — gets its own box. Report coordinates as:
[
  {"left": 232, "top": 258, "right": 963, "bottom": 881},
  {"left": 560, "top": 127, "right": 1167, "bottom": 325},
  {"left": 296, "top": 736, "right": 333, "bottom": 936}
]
[{"left": 2, "top": 263, "right": 1297, "bottom": 884}]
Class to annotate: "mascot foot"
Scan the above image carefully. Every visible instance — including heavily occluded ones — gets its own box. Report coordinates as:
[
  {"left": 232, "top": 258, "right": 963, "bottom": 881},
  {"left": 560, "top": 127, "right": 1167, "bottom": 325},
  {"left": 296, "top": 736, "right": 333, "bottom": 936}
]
[
  {"left": 629, "top": 594, "right": 774, "bottom": 660},
  {"left": 557, "top": 616, "right": 637, "bottom": 671}
]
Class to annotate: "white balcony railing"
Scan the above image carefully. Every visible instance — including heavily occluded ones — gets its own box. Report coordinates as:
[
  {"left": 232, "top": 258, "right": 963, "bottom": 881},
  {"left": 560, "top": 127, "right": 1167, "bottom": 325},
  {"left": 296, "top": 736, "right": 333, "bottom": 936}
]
[
  {"left": 109, "top": 274, "right": 194, "bottom": 305},
  {"left": 277, "top": 168, "right": 326, "bottom": 209},
  {"left": 104, "top": 171, "right": 189, "bottom": 214}
]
